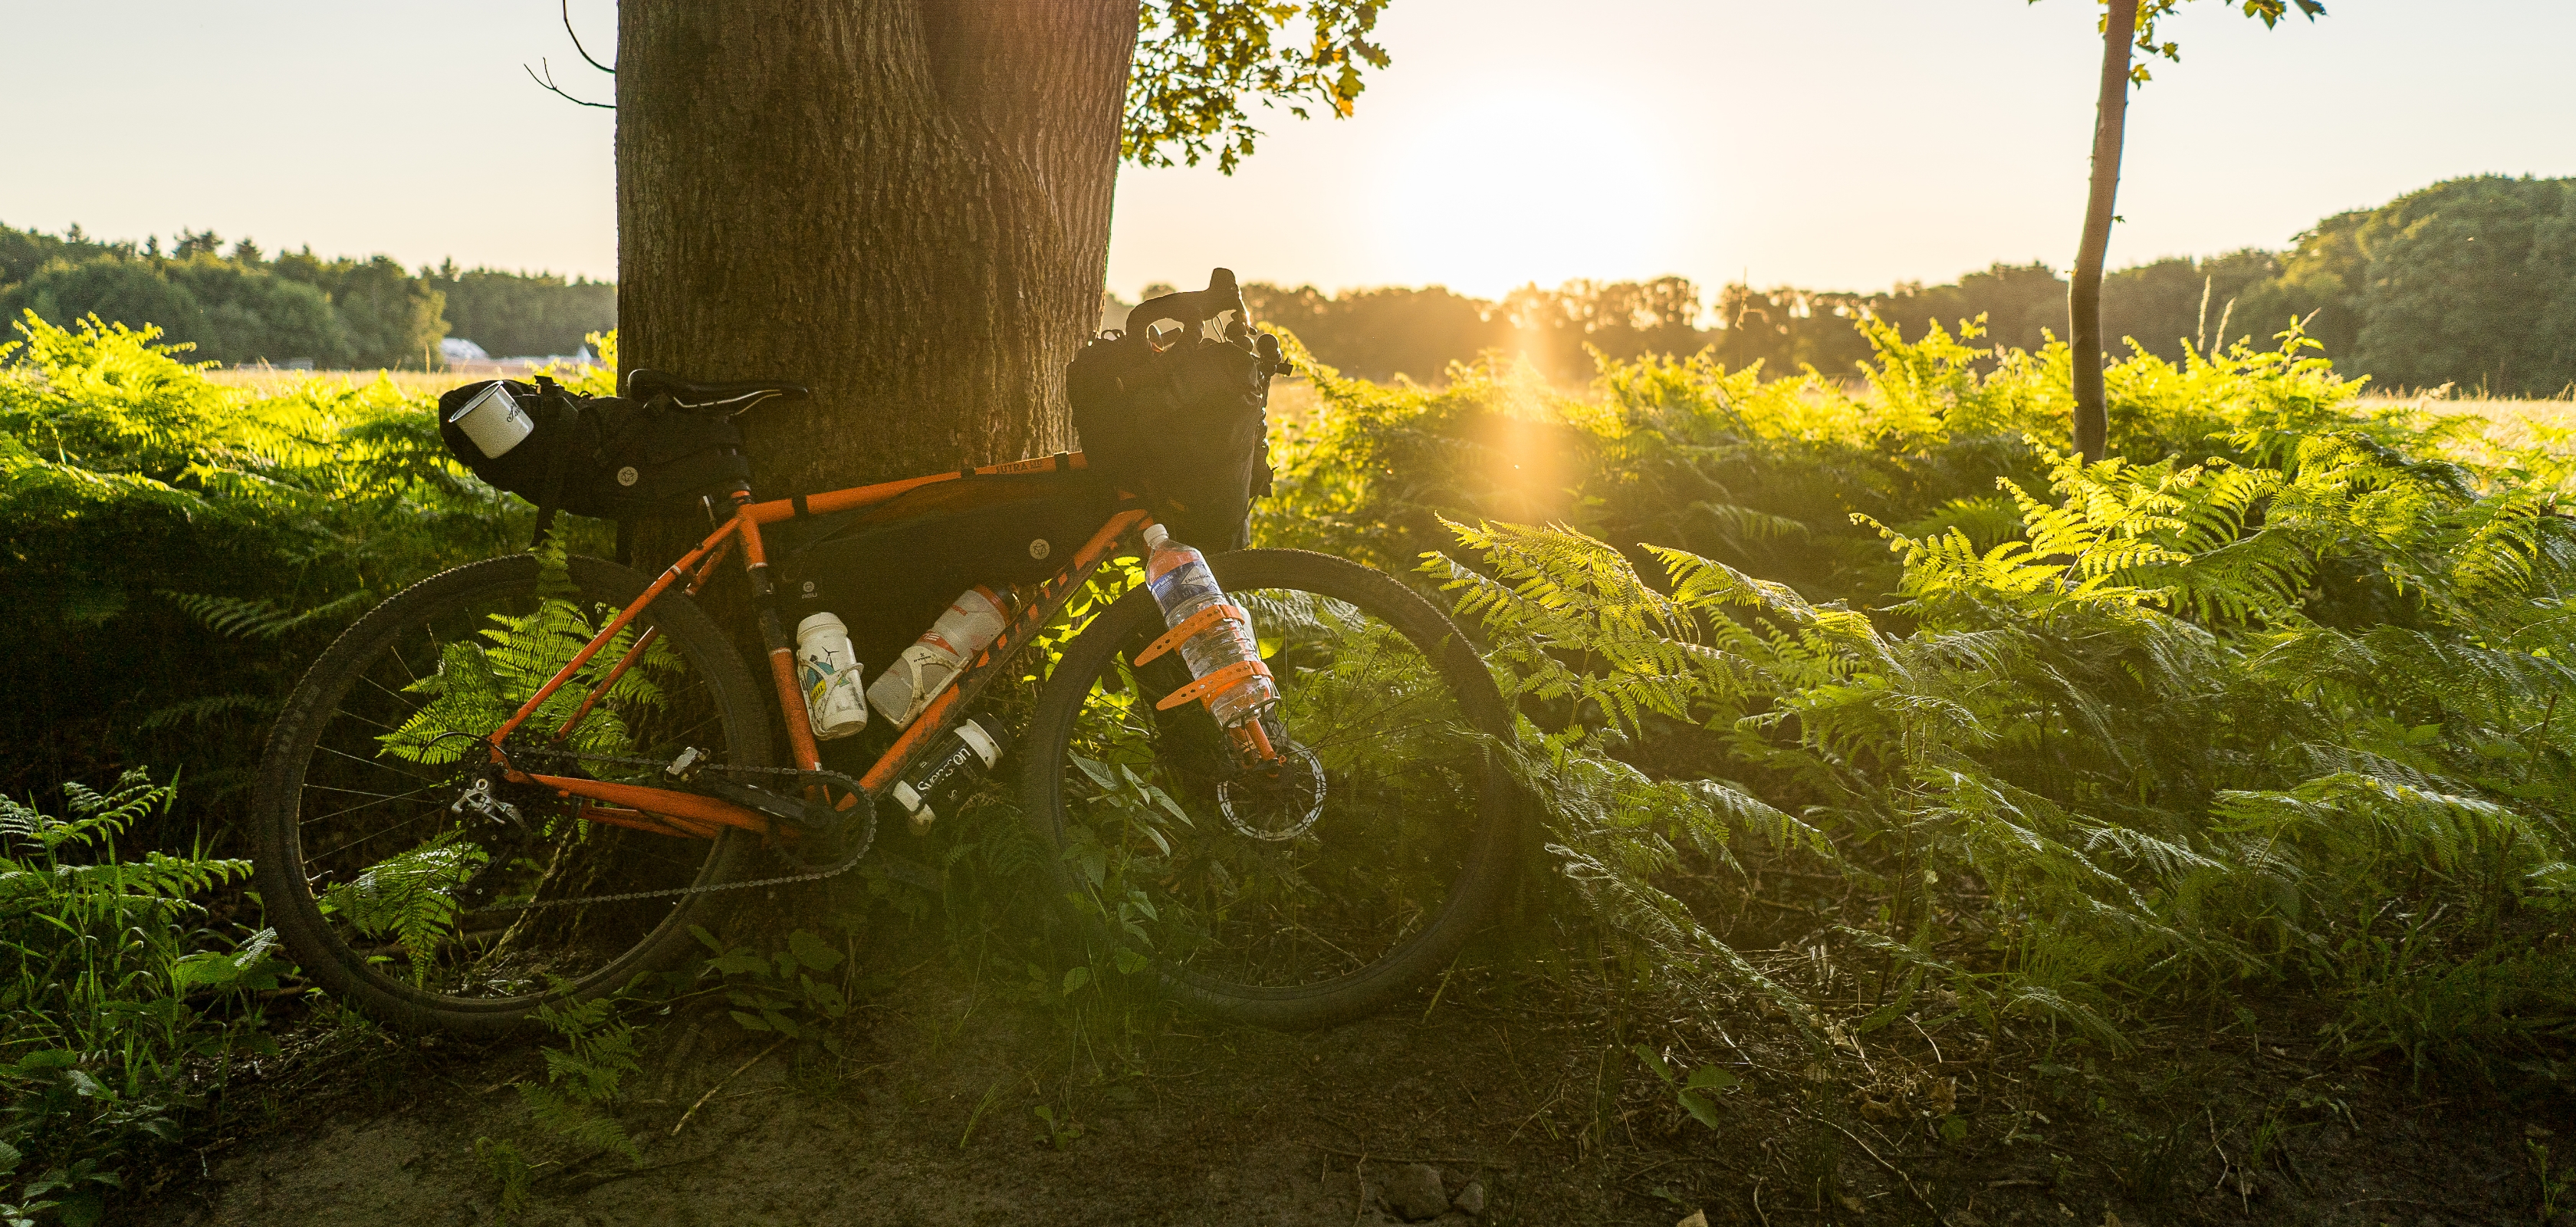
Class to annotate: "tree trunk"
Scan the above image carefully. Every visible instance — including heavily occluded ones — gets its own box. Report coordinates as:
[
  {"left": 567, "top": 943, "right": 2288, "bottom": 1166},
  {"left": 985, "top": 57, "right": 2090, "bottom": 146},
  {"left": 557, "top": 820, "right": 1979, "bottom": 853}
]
[
  {"left": 616, "top": 2, "right": 1141, "bottom": 502},
  {"left": 2068, "top": 0, "right": 2137, "bottom": 465}
]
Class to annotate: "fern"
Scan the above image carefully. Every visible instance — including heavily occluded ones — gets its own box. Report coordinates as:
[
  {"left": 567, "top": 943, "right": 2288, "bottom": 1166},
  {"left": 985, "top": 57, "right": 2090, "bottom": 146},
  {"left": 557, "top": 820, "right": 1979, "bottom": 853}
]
[
  {"left": 518, "top": 991, "right": 643, "bottom": 1163},
  {"left": 320, "top": 834, "right": 489, "bottom": 981},
  {"left": 1405, "top": 315, "right": 2576, "bottom": 1067}
]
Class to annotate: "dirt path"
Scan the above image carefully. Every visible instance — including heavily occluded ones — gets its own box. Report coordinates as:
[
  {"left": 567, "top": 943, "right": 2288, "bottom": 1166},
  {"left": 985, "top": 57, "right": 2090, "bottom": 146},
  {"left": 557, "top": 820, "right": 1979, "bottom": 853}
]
[{"left": 127, "top": 946, "right": 2559, "bottom": 1227}]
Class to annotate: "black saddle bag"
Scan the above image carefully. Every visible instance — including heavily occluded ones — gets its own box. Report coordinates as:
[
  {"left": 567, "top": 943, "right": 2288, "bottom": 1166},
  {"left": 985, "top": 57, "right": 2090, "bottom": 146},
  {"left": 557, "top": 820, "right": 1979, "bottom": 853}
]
[
  {"left": 1066, "top": 268, "right": 1283, "bottom": 552},
  {"left": 437, "top": 377, "right": 751, "bottom": 526}
]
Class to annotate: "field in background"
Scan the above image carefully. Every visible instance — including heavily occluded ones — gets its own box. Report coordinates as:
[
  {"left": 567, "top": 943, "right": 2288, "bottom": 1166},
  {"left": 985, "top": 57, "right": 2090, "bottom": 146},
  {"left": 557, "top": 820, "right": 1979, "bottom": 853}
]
[
  {"left": 2361, "top": 390, "right": 2576, "bottom": 443},
  {"left": 203, "top": 367, "right": 470, "bottom": 400},
  {"left": 194, "top": 368, "right": 2572, "bottom": 453}
]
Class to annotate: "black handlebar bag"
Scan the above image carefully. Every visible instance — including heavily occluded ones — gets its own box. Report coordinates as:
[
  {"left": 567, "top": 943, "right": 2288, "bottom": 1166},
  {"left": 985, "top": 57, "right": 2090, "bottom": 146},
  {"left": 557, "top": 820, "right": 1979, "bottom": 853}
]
[{"left": 1066, "top": 268, "right": 1283, "bottom": 553}]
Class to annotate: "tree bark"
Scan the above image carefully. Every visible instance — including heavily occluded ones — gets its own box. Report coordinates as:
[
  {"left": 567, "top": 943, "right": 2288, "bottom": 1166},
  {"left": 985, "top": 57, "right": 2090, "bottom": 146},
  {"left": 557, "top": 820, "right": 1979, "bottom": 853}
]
[
  {"left": 2068, "top": 0, "right": 2137, "bottom": 465},
  {"left": 616, "top": 2, "right": 1141, "bottom": 503}
]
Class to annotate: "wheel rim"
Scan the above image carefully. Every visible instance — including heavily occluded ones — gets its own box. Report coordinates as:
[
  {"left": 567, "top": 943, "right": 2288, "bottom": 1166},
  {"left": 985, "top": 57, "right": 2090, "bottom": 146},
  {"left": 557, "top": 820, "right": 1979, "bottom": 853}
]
[
  {"left": 1047, "top": 574, "right": 1503, "bottom": 996},
  {"left": 282, "top": 563, "right": 743, "bottom": 1006}
]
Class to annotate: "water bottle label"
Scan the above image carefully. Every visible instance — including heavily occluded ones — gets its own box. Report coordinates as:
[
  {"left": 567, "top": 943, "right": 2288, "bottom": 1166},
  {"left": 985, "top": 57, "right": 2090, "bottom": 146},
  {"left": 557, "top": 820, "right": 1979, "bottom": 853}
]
[{"left": 1150, "top": 567, "right": 1224, "bottom": 609}]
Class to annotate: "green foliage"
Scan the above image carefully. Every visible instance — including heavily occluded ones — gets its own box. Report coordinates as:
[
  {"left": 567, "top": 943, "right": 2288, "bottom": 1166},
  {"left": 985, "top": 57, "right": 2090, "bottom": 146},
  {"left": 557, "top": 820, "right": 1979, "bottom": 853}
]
[
  {"left": 472, "top": 1137, "right": 534, "bottom": 1222},
  {"left": 318, "top": 836, "right": 489, "bottom": 983},
  {"left": 0, "top": 227, "right": 443, "bottom": 369},
  {"left": 0, "top": 310, "right": 550, "bottom": 827},
  {"left": 688, "top": 926, "right": 856, "bottom": 1058},
  {"left": 0, "top": 771, "right": 282, "bottom": 1225},
  {"left": 1308, "top": 314, "right": 2576, "bottom": 1077},
  {"left": 519, "top": 992, "right": 644, "bottom": 1163},
  {"left": 1633, "top": 1043, "right": 1740, "bottom": 1130},
  {"left": 1125, "top": 2, "right": 1390, "bottom": 173}
]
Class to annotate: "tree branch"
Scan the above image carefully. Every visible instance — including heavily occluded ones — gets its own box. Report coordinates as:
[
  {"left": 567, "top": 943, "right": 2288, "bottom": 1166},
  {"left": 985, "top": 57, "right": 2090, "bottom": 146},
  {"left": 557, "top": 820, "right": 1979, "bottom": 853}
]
[
  {"left": 563, "top": 0, "right": 615, "bottom": 74},
  {"left": 525, "top": 58, "right": 614, "bottom": 110}
]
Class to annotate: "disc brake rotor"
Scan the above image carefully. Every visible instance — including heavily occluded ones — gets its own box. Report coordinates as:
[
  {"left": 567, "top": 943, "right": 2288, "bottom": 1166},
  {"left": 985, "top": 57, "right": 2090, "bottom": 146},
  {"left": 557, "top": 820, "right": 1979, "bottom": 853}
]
[{"left": 1217, "top": 742, "right": 1326, "bottom": 842}]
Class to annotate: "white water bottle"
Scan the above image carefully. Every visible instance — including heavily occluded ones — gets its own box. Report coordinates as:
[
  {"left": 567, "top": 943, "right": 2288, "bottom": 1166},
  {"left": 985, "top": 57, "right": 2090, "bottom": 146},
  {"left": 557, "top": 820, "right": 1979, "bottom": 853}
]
[
  {"left": 1143, "top": 524, "right": 1276, "bottom": 729},
  {"left": 794, "top": 613, "right": 869, "bottom": 740},
  {"left": 868, "top": 585, "right": 1008, "bottom": 729}
]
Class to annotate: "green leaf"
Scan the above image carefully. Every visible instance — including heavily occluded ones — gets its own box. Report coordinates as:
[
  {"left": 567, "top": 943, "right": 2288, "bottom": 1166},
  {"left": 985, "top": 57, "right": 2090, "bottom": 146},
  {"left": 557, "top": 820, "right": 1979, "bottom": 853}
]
[
  {"left": 787, "top": 929, "right": 843, "bottom": 973},
  {"left": 57, "top": 1192, "right": 105, "bottom": 1227},
  {"left": 1112, "top": 947, "right": 1149, "bottom": 975},
  {"left": 1676, "top": 1089, "right": 1724, "bottom": 1130},
  {"left": 728, "top": 1009, "right": 772, "bottom": 1032},
  {"left": 1631, "top": 1043, "right": 1675, "bottom": 1084},
  {"left": 1061, "top": 966, "right": 1092, "bottom": 995},
  {"left": 1939, "top": 1114, "right": 1970, "bottom": 1143},
  {"left": 1684, "top": 1065, "right": 1740, "bottom": 1092}
]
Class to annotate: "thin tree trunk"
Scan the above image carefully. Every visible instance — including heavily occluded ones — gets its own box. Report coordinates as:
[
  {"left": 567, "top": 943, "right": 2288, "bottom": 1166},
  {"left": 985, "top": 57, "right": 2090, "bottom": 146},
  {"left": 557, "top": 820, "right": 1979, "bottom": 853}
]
[
  {"left": 2069, "top": 0, "right": 2137, "bottom": 465},
  {"left": 617, "top": 2, "right": 1141, "bottom": 505}
]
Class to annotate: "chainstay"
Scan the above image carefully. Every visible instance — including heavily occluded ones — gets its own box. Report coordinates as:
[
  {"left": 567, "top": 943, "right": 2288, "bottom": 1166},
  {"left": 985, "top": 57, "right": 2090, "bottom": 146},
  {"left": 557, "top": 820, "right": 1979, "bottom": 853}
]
[{"left": 465, "top": 745, "right": 874, "bottom": 913}]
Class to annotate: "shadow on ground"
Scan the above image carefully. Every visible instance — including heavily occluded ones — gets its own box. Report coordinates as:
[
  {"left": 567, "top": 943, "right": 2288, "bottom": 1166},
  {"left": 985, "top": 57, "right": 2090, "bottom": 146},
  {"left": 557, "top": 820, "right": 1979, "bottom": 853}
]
[{"left": 129, "top": 938, "right": 2564, "bottom": 1227}]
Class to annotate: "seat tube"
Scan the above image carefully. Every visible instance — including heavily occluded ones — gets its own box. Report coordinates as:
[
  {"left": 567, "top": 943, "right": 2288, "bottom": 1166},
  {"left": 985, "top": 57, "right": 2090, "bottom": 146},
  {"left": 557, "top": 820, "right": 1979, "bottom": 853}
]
[{"left": 732, "top": 487, "right": 823, "bottom": 772}]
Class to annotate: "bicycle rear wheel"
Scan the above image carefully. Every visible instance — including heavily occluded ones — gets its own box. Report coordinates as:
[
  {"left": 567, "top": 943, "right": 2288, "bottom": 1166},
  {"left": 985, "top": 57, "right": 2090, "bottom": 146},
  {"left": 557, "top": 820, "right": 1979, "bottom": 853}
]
[
  {"left": 1020, "top": 548, "right": 1523, "bottom": 1028},
  {"left": 250, "top": 552, "right": 770, "bottom": 1035}
]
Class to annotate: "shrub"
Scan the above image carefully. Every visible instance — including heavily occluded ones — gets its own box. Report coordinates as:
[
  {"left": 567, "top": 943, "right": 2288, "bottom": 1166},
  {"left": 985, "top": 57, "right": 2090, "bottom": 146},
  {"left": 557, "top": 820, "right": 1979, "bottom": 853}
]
[{"left": 1263, "top": 317, "right": 2576, "bottom": 1075}]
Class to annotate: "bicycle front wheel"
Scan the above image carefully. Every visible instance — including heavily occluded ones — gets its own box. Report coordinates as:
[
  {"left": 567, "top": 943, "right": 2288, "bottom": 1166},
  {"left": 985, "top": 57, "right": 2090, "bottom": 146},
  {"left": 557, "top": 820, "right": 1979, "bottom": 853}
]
[
  {"left": 251, "top": 552, "right": 771, "bottom": 1035},
  {"left": 1021, "top": 548, "right": 1523, "bottom": 1028}
]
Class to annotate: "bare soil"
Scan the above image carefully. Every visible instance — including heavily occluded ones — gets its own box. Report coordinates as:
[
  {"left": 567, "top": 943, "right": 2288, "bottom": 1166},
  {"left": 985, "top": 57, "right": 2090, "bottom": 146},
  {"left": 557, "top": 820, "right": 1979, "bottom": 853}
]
[{"left": 125, "top": 926, "right": 2563, "bottom": 1227}]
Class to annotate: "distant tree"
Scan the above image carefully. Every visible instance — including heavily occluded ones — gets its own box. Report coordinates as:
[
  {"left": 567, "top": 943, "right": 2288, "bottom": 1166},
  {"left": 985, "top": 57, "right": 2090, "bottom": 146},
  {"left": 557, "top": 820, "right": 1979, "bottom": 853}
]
[
  {"left": 6, "top": 260, "right": 207, "bottom": 348},
  {"left": 2096, "top": 248, "right": 2279, "bottom": 363},
  {"left": 165, "top": 258, "right": 353, "bottom": 364},
  {"left": 2348, "top": 176, "right": 2576, "bottom": 396},
  {"left": 270, "top": 251, "right": 446, "bottom": 368},
  {"left": 2052, "top": 0, "right": 2324, "bottom": 461},
  {"left": 426, "top": 264, "right": 617, "bottom": 358}
]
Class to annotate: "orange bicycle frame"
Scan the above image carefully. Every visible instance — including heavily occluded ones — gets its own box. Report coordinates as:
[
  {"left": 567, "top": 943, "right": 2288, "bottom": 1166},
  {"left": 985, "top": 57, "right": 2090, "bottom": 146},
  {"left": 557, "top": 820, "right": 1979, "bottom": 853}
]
[{"left": 480, "top": 452, "right": 1150, "bottom": 840}]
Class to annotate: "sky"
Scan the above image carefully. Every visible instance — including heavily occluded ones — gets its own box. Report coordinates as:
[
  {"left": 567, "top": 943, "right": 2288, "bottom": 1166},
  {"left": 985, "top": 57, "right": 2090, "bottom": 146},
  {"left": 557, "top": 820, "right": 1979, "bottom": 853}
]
[{"left": 4, "top": 1, "right": 2569, "bottom": 302}]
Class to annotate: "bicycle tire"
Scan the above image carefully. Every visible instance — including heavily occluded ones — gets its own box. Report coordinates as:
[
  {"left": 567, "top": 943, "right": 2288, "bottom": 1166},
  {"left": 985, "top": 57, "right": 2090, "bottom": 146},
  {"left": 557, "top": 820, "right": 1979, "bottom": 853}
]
[
  {"left": 1020, "top": 548, "right": 1523, "bottom": 1028},
  {"left": 251, "top": 553, "right": 771, "bottom": 1035}
]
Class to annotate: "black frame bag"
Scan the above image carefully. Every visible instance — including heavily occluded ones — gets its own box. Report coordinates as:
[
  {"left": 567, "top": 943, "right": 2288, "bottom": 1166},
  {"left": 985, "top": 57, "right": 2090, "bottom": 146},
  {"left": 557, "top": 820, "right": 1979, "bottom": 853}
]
[{"left": 1066, "top": 268, "right": 1283, "bottom": 552}]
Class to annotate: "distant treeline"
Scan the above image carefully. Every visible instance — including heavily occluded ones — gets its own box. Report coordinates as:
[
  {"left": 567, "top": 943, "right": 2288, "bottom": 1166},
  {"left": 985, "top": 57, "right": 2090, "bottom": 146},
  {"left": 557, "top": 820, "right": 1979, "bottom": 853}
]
[
  {"left": 0, "top": 225, "right": 615, "bottom": 367},
  {"left": 1238, "top": 175, "right": 2576, "bottom": 396}
]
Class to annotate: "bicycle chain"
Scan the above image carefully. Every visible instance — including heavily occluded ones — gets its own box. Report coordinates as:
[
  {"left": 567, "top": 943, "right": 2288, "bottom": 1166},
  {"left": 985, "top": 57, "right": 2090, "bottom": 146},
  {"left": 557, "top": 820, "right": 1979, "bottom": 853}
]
[{"left": 462, "top": 745, "right": 876, "bottom": 914}]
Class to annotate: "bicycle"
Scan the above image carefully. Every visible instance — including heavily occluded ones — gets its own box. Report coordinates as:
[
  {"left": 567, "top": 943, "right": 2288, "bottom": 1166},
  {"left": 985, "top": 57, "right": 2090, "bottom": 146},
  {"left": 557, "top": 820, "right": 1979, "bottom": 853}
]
[{"left": 250, "top": 328, "right": 1523, "bottom": 1036}]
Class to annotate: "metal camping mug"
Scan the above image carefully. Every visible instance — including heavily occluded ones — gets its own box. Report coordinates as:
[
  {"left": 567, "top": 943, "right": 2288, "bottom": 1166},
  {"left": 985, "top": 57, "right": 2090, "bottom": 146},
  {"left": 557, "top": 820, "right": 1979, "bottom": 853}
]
[{"left": 449, "top": 383, "right": 535, "bottom": 459}]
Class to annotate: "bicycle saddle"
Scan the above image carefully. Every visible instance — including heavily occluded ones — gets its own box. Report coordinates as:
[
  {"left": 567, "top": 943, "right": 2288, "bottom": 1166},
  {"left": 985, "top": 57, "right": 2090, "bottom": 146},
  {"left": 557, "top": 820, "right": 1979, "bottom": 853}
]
[{"left": 625, "top": 368, "right": 811, "bottom": 412}]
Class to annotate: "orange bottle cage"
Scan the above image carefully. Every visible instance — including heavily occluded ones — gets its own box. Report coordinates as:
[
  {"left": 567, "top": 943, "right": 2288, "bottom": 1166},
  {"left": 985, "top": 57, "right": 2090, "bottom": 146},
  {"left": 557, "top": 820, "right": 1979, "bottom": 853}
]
[
  {"left": 1132, "top": 601, "right": 1252, "bottom": 668},
  {"left": 1154, "top": 656, "right": 1273, "bottom": 712}
]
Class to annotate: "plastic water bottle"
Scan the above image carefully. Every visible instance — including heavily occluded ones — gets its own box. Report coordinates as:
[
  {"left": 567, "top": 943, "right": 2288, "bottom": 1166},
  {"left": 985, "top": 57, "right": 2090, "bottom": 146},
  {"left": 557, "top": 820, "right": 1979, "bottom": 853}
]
[
  {"left": 868, "top": 586, "right": 1009, "bottom": 729},
  {"left": 793, "top": 613, "right": 868, "bottom": 740},
  {"left": 890, "top": 716, "right": 1010, "bottom": 833},
  {"left": 1143, "top": 523, "right": 1276, "bottom": 728}
]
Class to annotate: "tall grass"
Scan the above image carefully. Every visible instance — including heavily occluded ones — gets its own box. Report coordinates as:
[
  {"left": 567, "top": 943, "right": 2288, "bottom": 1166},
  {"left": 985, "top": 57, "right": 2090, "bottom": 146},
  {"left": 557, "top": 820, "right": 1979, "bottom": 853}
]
[{"left": 1, "top": 770, "right": 284, "bottom": 1224}]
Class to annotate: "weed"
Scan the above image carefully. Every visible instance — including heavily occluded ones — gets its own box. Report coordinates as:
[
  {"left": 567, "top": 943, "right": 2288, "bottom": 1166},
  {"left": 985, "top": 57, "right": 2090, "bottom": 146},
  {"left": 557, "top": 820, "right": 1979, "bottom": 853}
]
[
  {"left": 472, "top": 1136, "right": 535, "bottom": 1223},
  {"left": 1033, "top": 1103, "right": 1085, "bottom": 1150},
  {"left": 519, "top": 990, "right": 643, "bottom": 1163},
  {"left": 0, "top": 771, "right": 281, "bottom": 1222},
  {"left": 689, "top": 926, "right": 857, "bottom": 1059},
  {"left": 1634, "top": 1044, "right": 1740, "bottom": 1130}
]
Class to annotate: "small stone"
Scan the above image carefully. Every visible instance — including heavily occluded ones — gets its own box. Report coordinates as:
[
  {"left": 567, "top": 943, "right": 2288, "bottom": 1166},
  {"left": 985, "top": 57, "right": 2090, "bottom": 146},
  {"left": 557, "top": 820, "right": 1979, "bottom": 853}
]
[
  {"left": 1676, "top": 1213, "right": 1710, "bottom": 1227},
  {"left": 1452, "top": 1180, "right": 1487, "bottom": 1216},
  {"left": 1384, "top": 1163, "right": 1449, "bottom": 1221}
]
